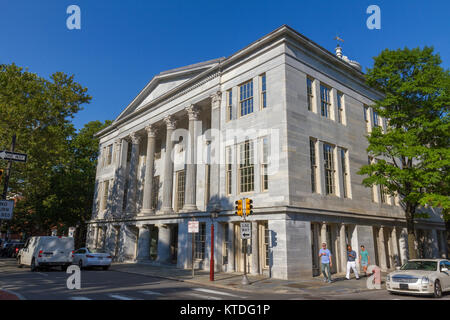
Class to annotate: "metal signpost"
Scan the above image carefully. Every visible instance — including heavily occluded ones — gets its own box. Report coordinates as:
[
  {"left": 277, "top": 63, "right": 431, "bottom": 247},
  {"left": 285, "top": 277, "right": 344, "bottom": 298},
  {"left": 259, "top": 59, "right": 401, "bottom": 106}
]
[{"left": 188, "top": 220, "right": 199, "bottom": 278}]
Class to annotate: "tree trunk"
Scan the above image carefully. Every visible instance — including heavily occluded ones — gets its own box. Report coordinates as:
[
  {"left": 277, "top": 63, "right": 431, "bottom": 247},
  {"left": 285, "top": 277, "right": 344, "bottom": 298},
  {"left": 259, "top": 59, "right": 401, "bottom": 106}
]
[{"left": 405, "top": 204, "right": 418, "bottom": 260}]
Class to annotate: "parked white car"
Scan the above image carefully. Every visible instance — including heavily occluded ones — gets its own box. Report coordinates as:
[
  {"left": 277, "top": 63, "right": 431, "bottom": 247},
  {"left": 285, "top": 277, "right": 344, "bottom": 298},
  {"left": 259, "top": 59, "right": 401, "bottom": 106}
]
[
  {"left": 72, "top": 247, "right": 112, "bottom": 270},
  {"left": 386, "top": 259, "right": 450, "bottom": 298},
  {"left": 17, "top": 236, "right": 74, "bottom": 271}
]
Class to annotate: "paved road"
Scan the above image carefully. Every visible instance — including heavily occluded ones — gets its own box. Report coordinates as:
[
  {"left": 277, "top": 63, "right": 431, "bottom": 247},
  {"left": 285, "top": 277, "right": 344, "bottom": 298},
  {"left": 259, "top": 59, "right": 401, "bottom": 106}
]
[{"left": 0, "top": 259, "right": 448, "bottom": 300}]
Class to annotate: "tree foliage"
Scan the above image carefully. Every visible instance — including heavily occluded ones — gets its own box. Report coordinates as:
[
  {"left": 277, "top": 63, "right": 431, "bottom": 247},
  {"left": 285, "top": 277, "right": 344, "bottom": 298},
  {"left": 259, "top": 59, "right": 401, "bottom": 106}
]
[
  {"left": 0, "top": 63, "right": 110, "bottom": 241},
  {"left": 358, "top": 47, "right": 450, "bottom": 258}
]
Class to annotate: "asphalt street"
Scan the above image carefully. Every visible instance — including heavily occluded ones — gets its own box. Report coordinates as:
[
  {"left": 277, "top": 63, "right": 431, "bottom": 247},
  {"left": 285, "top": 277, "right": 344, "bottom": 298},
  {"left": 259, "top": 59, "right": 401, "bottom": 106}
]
[{"left": 0, "top": 258, "right": 448, "bottom": 300}]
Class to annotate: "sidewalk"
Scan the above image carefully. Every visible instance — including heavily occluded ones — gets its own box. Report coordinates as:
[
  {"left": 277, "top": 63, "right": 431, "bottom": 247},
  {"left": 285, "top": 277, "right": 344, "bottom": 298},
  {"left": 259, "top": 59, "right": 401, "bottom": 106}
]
[
  {"left": 0, "top": 289, "right": 22, "bottom": 300},
  {"left": 111, "top": 262, "right": 384, "bottom": 296}
]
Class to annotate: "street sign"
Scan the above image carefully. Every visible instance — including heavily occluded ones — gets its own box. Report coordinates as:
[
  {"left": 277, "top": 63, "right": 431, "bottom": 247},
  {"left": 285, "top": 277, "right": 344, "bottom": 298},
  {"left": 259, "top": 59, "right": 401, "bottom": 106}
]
[
  {"left": 188, "top": 220, "right": 199, "bottom": 233},
  {"left": 0, "top": 150, "right": 27, "bottom": 163},
  {"left": 0, "top": 200, "right": 14, "bottom": 220},
  {"left": 240, "top": 222, "right": 251, "bottom": 239},
  {"left": 68, "top": 227, "right": 76, "bottom": 237}
]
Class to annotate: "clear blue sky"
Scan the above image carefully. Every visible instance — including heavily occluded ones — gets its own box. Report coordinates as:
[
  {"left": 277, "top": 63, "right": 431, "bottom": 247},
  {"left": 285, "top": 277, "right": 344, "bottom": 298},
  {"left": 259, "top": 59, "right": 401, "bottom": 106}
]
[{"left": 1, "top": 0, "right": 449, "bottom": 130}]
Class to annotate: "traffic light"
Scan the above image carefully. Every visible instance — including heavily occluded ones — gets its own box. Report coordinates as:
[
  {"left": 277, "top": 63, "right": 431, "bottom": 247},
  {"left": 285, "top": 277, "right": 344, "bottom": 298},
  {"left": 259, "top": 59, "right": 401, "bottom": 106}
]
[
  {"left": 235, "top": 200, "right": 243, "bottom": 216},
  {"left": 245, "top": 198, "right": 253, "bottom": 216}
]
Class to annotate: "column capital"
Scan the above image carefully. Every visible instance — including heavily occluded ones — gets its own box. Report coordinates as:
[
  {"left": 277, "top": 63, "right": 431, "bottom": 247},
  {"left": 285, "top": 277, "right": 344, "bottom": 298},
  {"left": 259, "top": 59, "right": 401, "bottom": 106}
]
[
  {"left": 145, "top": 124, "right": 157, "bottom": 138},
  {"left": 210, "top": 91, "right": 222, "bottom": 109},
  {"left": 164, "top": 115, "right": 176, "bottom": 130},
  {"left": 186, "top": 104, "right": 200, "bottom": 121},
  {"left": 129, "top": 132, "right": 141, "bottom": 145}
]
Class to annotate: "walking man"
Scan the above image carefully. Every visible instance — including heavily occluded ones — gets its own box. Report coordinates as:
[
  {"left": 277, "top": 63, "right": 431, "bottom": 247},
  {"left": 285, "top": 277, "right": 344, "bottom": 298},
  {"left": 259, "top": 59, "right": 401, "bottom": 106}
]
[
  {"left": 319, "top": 242, "right": 332, "bottom": 283},
  {"left": 346, "top": 245, "right": 359, "bottom": 280},
  {"left": 359, "top": 245, "right": 370, "bottom": 276}
]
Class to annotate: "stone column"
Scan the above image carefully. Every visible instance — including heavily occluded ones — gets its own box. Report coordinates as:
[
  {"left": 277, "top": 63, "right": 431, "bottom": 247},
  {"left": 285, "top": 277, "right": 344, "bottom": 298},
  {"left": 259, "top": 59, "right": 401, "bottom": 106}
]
[
  {"left": 398, "top": 227, "right": 409, "bottom": 264},
  {"left": 251, "top": 221, "right": 259, "bottom": 274},
  {"left": 140, "top": 125, "right": 157, "bottom": 216},
  {"left": 227, "top": 222, "right": 235, "bottom": 272},
  {"left": 125, "top": 133, "right": 141, "bottom": 214},
  {"left": 390, "top": 227, "right": 400, "bottom": 267},
  {"left": 320, "top": 222, "right": 327, "bottom": 246},
  {"left": 156, "top": 224, "right": 171, "bottom": 263},
  {"left": 339, "top": 223, "right": 347, "bottom": 273},
  {"left": 378, "top": 227, "right": 388, "bottom": 271},
  {"left": 183, "top": 105, "right": 199, "bottom": 211},
  {"left": 207, "top": 92, "right": 222, "bottom": 210},
  {"left": 136, "top": 225, "right": 150, "bottom": 261},
  {"left": 93, "top": 225, "right": 99, "bottom": 249},
  {"left": 161, "top": 116, "right": 176, "bottom": 214}
]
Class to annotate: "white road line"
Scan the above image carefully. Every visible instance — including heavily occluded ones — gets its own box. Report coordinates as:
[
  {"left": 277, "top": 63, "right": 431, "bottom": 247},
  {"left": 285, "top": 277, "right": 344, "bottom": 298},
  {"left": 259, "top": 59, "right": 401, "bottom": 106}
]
[
  {"left": 193, "top": 288, "right": 242, "bottom": 298},
  {"left": 140, "top": 290, "right": 162, "bottom": 296},
  {"left": 108, "top": 294, "right": 137, "bottom": 300},
  {"left": 69, "top": 296, "right": 92, "bottom": 300},
  {"left": 185, "top": 292, "right": 222, "bottom": 300},
  {"left": 37, "top": 272, "right": 48, "bottom": 277}
]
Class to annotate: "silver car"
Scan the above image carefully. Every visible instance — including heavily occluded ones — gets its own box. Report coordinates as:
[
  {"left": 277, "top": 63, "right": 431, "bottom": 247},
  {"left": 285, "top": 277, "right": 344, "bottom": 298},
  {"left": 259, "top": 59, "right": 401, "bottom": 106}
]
[
  {"left": 386, "top": 259, "right": 450, "bottom": 298},
  {"left": 72, "top": 247, "right": 112, "bottom": 270}
]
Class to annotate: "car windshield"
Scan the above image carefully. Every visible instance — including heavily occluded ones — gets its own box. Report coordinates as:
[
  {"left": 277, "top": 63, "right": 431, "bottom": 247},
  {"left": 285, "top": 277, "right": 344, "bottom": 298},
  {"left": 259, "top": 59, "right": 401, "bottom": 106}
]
[
  {"left": 88, "top": 248, "right": 106, "bottom": 253},
  {"left": 401, "top": 261, "right": 437, "bottom": 271}
]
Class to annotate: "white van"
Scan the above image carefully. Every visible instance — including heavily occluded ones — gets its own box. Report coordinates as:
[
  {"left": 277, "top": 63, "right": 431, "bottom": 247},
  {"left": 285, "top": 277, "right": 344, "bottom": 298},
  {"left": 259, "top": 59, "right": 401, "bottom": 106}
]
[{"left": 17, "top": 236, "right": 74, "bottom": 271}]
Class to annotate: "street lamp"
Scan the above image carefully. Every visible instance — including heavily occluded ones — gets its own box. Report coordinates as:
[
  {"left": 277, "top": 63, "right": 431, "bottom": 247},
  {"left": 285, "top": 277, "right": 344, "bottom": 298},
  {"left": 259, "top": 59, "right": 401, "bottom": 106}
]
[{"left": 210, "top": 207, "right": 220, "bottom": 281}]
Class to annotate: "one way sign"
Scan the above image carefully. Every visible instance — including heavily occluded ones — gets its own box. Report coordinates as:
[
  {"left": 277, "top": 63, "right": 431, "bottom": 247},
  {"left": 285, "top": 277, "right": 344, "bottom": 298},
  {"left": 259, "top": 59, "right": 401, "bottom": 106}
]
[
  {"left": 0, "top": 150, "right": 27, "bottom": 163},
  {"left": 240, "top": 222, "right": 251, "bottom": 239}
]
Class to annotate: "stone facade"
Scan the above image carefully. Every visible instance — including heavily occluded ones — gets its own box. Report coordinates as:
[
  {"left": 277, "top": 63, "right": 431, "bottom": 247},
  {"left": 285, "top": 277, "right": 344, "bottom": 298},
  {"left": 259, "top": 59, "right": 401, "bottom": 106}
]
[{"left": 87, "top": 25, "right": 447, "bottom": 280}]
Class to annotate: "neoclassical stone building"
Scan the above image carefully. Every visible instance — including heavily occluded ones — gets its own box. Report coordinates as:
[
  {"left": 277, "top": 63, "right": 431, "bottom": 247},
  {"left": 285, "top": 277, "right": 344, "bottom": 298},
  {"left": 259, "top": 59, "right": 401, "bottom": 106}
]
[{"left": 87, "top": 25, "right": 447, "bottom": 280}]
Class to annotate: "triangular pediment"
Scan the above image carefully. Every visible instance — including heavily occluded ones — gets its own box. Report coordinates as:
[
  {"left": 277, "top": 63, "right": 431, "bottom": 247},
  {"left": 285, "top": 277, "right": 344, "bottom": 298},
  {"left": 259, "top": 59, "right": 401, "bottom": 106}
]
[{"left": 114, "top": 58, "right": 223, "bottom": 122}]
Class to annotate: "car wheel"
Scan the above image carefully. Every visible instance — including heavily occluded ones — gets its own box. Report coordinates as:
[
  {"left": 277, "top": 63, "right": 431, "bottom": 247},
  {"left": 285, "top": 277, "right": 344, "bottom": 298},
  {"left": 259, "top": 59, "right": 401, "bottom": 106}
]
[
  {"left": 30, "top": 258, "right": 37, "bottom": 272},
  {"left": 433, "top": 280, "right": 442, "bottom": 298},
  {"left": 17, "top": 257, "right": 23, "bottom": 268},
  {"left": 102, "top": 266, "right": 109, "bottom": 271},
  {"left": 78, "top": 259, "right": 83, "bottom": 270}
]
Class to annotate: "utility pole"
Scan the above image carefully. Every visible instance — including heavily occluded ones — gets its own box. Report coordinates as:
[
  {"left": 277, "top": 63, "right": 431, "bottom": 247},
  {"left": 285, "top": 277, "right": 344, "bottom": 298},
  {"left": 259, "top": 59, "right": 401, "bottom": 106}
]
[{"left": 1, "top": 134, "right": 16, "bottom": 240}]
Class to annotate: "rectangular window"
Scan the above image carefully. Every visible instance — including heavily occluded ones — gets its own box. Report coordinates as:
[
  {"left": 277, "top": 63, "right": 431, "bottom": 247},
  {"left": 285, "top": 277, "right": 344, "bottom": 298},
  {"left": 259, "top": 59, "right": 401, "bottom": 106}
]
[
  {"left": 320, "top": 85, "right": 331, "bottom": 118},
  {"left": 323, "top": 143, "right": 335, "bottom": 195},
  {"left": 176, "top": 170, "right": 185, "bottom": 211},
  {"left": 380, "top": 186, "right": 387, "bottom": 204},
  {"left": 260, "top": 74, "right": 267, "bottom": 109},
  {"left": 194, "top": 222, "right": 206, "bottom": 260},
  {"left": 261, "top": 137, "right": 269, "bottom": 191},
  {"left": 368, "top": 156, "right": 376, "bottom": 202},
  {"left": 205, "top": 164, "right": 211, "bottom": 205},
  {"left": 337, "top": 92, "right": 344, "bottom": 124},
  {"left": 106, "top": 144, "right": 113, "bottom": 166},
  {"left": 226, "top": 89, "right": 233, "bottom": 121},
  {"left": 307, "top": 77, "right": 313, "bottom": 111},
  {"left": 152, "top": 176, "right": 159, "bottom": 210},
  {"left": 340, "top": 148, "right": 348, "bottom": 198},
  {"left": 239, "top": 140, "right": 254, "bottom": 193},
  {"left": 226, "top": 147, "right": 232, "bottom": 196},
  {"left": 310, "top": 139, "right": 317, "bottom": 193},
  {"left": 102, "top": 180, "right": 110, "bottom": 211},
  {"left": 239, "top": 80, "right": 254, "bottom": 117},
  {"left": 373, "top": 109, "right": 379, "bottom": 127}
]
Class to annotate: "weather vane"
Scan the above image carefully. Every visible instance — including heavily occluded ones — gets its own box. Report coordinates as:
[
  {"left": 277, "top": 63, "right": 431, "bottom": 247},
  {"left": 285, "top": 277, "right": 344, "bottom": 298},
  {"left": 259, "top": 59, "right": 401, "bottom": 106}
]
[{"left": 334, "top": 35, "right": 344, "bottom": 46}]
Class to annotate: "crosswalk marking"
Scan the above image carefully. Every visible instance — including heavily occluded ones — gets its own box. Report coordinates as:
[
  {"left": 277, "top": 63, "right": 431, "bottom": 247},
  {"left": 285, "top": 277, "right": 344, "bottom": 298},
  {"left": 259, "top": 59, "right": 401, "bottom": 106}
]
[
  {"left": 108, "top": 294, "right": 136, "bottom": 300},
  {"left": 192, "top": 288, "right": 241, "bottom": 298},
  {"left": 140, "top": 290, "right": 162, "bottom": 296},
  {"left": 69, "top": 296, "right": 92, "bottom": 300},
  {"left": 185, "top": 292, "right": 222, "bottom": 300}
]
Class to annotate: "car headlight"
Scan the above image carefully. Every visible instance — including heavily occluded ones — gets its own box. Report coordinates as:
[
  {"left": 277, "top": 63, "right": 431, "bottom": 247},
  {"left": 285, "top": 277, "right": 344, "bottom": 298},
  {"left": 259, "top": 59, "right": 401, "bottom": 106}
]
[{"left": 421, "top": 276, "right": 429, "bottom": 284}]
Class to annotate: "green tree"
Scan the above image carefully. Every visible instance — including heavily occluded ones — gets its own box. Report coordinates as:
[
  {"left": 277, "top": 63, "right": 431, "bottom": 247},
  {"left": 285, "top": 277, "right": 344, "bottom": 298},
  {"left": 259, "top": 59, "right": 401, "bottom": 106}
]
[
  {"left": 0, "top": 63, "right": 91, "bottom": 235},
  {"left": 358, "top": 47, "right": 450, "bottom": 259}
]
